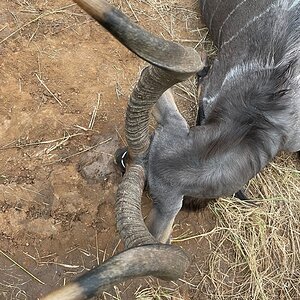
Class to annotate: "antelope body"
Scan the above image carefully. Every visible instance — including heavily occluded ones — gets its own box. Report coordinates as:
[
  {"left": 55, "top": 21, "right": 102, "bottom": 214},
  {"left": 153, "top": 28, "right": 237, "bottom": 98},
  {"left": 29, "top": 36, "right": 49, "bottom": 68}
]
[
  {"left": 147, "top": 0, "right": 300, "bottom": 242},
  {"left": 43, "top": 0, "right": 300, "bottom": 299}
]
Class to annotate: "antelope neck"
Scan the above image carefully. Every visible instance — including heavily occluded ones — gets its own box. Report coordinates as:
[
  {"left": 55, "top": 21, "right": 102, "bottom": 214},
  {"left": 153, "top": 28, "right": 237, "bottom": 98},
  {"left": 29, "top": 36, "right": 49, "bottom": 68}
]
[{"left": 177, "top": 121, "right": 282, "bottom": 199}]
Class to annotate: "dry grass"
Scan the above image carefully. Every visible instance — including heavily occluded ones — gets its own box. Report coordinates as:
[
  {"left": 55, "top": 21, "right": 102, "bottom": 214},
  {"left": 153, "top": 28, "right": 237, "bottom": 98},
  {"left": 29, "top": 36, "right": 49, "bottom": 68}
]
[
  {"left": 135, "top": 284, "right": 182, "bottom": 300},
  {"left": 197, "top": 155, "right": 300, "bottom": 300}
]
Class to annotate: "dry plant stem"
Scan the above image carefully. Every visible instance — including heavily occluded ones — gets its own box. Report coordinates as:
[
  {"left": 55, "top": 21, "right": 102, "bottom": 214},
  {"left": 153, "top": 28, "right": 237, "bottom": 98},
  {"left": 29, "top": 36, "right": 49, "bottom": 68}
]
[
  {"left": 0, "top": 133, "right": 83, "bottom": 150},
  {"left": 46, "top": 137, "right": 112, "bottom": 165},
  {"left": 0, "top": 249, "right": 45, "bottom": 285},
  {"left": 35, "top": 73, "right": 63, "bottom": 106}
]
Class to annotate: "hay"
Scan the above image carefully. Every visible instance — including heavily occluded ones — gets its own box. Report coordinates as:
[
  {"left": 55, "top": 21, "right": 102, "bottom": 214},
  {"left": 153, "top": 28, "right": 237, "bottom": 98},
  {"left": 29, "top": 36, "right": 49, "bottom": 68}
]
[{"left": 198, "top": 155, "right": 300, "bottom": 299}]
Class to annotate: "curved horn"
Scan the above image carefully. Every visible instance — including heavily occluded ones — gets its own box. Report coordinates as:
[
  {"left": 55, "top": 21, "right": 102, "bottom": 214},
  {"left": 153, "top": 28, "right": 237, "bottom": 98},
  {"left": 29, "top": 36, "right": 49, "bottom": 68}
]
[
  {"left": 73, "top": 0, "right": 203, "bottom": 74},
  {"left": 125, "top": 66, "right": 187, "bottom": 157},
  {"left": 42, "top": 1, "right": 206, "bottom": 299},
  {"left": 42, "top": 245, "right": 189, "bottom": 300},
  {"left": 74, "top": 0, "right": 205, "bottom": 157}
]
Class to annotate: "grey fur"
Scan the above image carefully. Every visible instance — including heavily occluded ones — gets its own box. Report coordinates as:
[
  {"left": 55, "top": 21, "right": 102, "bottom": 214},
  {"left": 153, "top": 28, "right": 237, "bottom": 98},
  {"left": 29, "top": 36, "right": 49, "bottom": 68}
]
[{"left": 147, "top": 0, "right": 300, "bottom": 242}]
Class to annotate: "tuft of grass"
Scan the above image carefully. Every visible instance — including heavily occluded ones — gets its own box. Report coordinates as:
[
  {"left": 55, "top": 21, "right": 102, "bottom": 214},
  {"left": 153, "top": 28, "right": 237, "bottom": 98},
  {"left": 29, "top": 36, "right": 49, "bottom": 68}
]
[{"left": 135, "top": 283, "right": 183, "bottom": 300}]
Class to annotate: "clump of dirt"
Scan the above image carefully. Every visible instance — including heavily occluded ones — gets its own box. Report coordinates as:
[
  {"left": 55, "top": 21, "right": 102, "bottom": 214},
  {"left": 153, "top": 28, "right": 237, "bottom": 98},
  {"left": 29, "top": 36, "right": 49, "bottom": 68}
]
[{"left": 78, "top": 135, "right": 119, "bottom": 184}]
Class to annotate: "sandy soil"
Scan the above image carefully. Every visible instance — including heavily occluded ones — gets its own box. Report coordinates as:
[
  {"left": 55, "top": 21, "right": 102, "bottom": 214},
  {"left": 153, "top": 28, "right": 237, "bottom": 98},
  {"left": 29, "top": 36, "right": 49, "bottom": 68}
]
[{"left": 0, "top": 1, "right": 217, "bottom": 299}]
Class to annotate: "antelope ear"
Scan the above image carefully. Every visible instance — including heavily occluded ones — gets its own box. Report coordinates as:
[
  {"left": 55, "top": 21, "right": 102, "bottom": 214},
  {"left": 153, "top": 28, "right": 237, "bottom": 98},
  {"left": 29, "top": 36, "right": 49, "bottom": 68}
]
[
  {"left": 147, "top": 194, "right": 184, "bottom": 243},
  {"left": 152, "top": 90, "right": 189, "bottom": 134},
  {"left": 152, "top": 89, "right": 178, "bottom": 124}
]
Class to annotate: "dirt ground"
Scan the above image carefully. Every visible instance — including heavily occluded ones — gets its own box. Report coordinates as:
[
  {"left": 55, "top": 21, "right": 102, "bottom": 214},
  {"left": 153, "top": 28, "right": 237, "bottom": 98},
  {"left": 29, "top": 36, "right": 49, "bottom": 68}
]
[{"left": 0, "top": 1, "right": 218, "bottom": 299}]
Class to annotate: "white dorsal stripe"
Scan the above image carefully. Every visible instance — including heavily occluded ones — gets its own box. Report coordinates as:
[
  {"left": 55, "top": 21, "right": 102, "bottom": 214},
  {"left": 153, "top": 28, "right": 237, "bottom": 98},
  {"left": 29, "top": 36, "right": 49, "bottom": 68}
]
[
  {"left": 217, "top": 0, "right": 249, "bottom": 46},
  {"left": 204, "top": 60, "right": 275, "bottom": 105},
  {"left": 289, "top": 0, "right": 300, "bottom": 9},
  {"left": 221, "top": 4, "right": 276, "bottom": 49}
]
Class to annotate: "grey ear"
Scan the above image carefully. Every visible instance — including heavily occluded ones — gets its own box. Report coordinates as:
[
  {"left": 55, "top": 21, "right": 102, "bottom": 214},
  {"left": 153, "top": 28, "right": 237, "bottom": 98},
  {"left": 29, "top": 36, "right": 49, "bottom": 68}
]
[
  {"left": 152, "top": 89, "right": 178, "bottom": 124},
  {"left": 152, "top": 89, "right": 189, "bottom": 131},
  {"left": 147, "top": 194, "right": 184, "bottom": 243}
]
